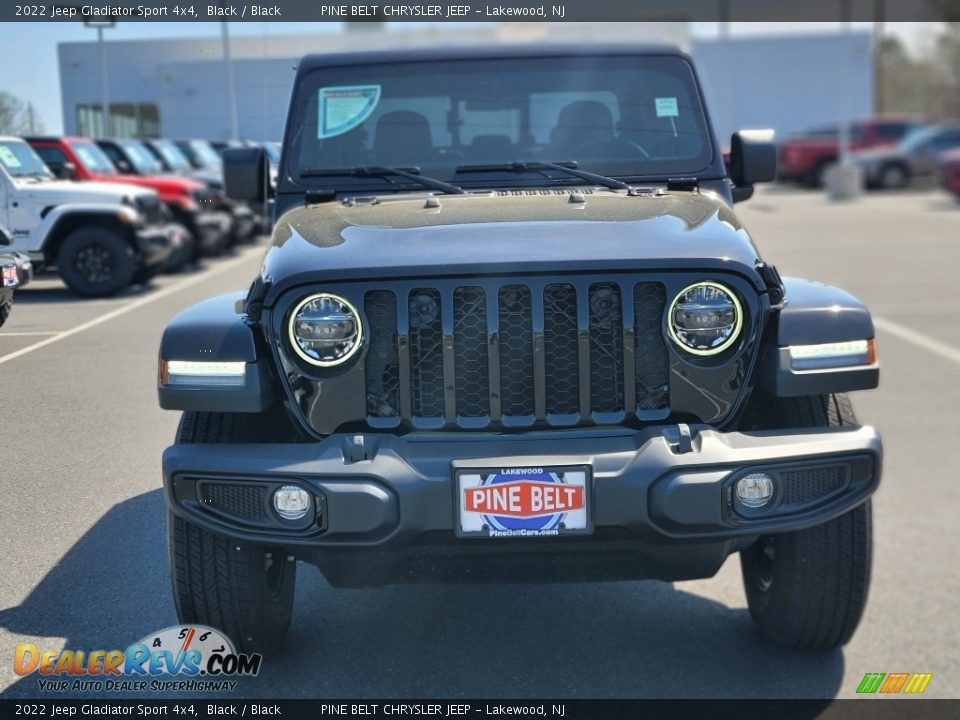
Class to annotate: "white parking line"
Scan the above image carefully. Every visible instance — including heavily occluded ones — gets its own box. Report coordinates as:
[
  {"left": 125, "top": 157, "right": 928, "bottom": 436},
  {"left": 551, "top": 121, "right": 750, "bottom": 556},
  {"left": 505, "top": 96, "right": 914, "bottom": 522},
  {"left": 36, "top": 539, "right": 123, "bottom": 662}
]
[
  {"left": 0, "top": 331, "right": 63, "bottom": 336},
  {"left": 874, "top": 316, "right": 960, "bottom": 367},
  {"left": 0, "top": 247, "right": 262, "bottom": 367}
]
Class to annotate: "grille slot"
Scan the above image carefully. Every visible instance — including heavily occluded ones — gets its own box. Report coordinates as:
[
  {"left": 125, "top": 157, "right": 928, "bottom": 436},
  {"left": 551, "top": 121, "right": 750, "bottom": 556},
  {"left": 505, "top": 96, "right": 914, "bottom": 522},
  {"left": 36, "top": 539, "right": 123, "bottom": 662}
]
[
  {"left": 498, "top": 285, "right": 535, "bottom": 417},
  {"left": 199, "top": 482, "right": 265, "bottom": 521},
  {"left": 365, "top": 291, "right": 400, "bottom": 417},
  {"left": 453, "top": 287, "right": 489, "bottom": 417},
  {"left": 409, "top": 288, "right": 445, "bottom": 418},
  {"left": 634, "top": 283, "right": 669, "bottom": 411},
  {"left": 363, "top": 278, "right": 670, "bottom": 429},
  {"left": 543, "top": 284, "right": 580, "bottom": 415}
]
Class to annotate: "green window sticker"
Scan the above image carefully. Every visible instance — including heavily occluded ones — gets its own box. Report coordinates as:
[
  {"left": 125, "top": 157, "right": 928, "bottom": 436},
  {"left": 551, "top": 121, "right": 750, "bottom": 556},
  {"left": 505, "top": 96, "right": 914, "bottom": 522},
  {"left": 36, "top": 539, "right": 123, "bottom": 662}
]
[
  {"left": 318, "top": 85, "right": 381, "bottom": 139},
  {"left": 0, "top": 146, "right": 22, "bottom": 168},
  {"left": 655, "top": 97, "right": 679, "bottom": 118}
]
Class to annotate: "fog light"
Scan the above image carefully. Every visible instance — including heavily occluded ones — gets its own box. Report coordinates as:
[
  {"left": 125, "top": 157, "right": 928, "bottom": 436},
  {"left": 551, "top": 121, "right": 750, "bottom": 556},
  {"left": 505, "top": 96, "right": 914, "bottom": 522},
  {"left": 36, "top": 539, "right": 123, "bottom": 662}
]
[
  {"left": 273, "top": 485, "right": 312, "bottom": 520},
  {"left": 736, "top": 473, "right": 775, "bottom": 508}
]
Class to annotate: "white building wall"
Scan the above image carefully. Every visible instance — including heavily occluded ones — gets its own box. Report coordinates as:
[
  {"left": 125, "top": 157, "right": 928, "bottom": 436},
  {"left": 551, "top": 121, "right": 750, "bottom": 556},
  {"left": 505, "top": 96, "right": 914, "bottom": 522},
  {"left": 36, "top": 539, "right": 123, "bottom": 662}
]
[{"left": 58, "top": 25, "right": 873, "bottom": 146}]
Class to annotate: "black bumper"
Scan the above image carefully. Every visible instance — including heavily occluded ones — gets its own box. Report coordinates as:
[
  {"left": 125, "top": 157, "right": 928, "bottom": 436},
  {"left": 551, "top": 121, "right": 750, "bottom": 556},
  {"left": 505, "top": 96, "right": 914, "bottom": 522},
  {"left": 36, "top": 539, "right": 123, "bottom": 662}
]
[
  {"left": 163, "top": 424, "right": 881, "bottom": 586},
  {"left": 189, "top": 211, "right": 232, "bottom": 254},
  {"left": 134, "top": 225, "right": 176, "bottom": 268}
]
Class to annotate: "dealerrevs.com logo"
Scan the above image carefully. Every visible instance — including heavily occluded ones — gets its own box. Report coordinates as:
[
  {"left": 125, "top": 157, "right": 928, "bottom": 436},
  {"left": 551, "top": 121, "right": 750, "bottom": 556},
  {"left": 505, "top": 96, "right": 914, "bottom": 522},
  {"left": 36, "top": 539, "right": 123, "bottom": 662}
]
[{"left": 14, "top": 625, "right": 262, "bottom": 693}]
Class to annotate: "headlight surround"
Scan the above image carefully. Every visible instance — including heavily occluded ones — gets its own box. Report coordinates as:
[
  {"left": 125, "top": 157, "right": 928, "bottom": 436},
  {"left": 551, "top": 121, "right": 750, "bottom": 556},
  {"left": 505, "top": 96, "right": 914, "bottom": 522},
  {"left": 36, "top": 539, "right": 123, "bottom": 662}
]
[
  {"left": 288, "top": 293, "right": 363, "bottom": 367},
  {"left": 668, "top": 281, "right": 743, "bottom": 356}
]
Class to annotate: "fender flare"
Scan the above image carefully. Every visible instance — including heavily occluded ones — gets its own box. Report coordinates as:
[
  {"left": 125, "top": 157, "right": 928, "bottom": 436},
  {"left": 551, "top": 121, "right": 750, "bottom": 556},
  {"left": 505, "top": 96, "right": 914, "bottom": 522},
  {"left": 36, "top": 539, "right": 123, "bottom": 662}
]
[{"left": 758, "top": 277, "right": 879, "bottom": 397}]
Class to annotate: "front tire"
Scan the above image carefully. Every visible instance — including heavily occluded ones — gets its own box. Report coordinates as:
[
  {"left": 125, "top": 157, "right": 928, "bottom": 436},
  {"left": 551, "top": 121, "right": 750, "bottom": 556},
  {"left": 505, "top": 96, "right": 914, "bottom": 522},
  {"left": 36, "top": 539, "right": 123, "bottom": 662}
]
[
  {"left": 738, "top": 394, "right": 872, "bottom": 650},
  {"left": 879, "top": 162, "right": 909, "bottom": 190},
  {"left": 55, "top": 227, "right": 135, "bottom": 297},
  {"left": 167, "top": 412, "right": 296, "bottom": 654}
]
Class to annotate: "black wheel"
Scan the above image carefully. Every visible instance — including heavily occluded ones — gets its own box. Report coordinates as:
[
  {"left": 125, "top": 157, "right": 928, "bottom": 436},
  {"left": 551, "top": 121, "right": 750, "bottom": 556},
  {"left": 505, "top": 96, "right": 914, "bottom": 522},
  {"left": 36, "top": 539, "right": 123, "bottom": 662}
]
[
  {"left": 0, "top": 298, "right": 10, "bottom": 328},
  {"left": 167, "top": 412, "right": 296, "bottom": 655},
  {"left": 55, "top": 227, "right": 135, "bottom": 297},
  {"left": 879, "top": 163, "right": 909, "bottom": 190},
  {"left": 738, "top": 393, "right": 872, "bottom": 650}
]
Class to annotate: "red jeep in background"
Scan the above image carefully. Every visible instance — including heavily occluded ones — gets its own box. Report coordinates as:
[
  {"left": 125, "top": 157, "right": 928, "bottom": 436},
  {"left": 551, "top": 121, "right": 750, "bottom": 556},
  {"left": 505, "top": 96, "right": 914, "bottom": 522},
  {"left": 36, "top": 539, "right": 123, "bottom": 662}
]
[
  {"left": 28, "top": 136, "right": 230, "bottom": 261},
  {"left": 778, "top": 115, "right": 923, "bottom": 187},
  {"left": 940, "top": 148, "right": 960, "bottom": 200}
]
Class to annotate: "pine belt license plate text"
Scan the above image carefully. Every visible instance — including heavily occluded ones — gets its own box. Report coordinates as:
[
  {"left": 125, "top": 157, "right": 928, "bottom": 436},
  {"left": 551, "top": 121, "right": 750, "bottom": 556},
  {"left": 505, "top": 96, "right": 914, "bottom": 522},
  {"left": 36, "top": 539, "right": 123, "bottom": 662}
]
[{"left": 456, "top": 466, "right": 591, "bottom": 538}]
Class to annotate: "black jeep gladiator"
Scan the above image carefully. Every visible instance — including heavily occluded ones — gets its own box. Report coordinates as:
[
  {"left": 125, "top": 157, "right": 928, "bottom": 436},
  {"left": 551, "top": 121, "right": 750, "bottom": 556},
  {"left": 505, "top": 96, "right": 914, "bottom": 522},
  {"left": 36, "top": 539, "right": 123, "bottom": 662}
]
[{"left": 158, "top": 45, "right": 881, "bottom": 653}]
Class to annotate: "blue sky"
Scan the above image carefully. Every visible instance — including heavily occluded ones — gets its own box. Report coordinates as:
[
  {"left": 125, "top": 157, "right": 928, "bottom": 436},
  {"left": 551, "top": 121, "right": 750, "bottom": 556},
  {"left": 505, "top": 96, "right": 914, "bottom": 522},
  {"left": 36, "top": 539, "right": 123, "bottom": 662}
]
[{"left": 0, "top": 21, "right": 937, "bottom": 135}]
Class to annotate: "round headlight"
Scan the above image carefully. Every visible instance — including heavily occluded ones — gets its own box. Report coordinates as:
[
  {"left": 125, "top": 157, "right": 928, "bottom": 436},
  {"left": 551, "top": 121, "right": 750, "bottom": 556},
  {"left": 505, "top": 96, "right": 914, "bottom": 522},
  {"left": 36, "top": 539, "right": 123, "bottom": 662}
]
[
  {"left": 288, "top": 293, "right": 362, "bottom": 366},
  {"left": 668, "top": 281, "right": 743, "bottom": 356}
]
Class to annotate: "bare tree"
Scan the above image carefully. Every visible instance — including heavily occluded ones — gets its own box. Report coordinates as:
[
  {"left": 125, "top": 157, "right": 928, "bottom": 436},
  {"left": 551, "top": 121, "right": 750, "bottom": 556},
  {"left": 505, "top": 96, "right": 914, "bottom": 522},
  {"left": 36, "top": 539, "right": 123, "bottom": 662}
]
[{"left": 0, "top": 92, "right": 45, "bottom": 135}]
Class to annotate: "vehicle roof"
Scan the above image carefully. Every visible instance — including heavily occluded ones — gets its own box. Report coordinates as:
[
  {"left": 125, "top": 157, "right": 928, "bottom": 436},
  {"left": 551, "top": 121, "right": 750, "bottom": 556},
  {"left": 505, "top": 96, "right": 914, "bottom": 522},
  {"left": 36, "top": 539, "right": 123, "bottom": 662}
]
[
  {"left": 24, "top": 136, "right": 92, "bottom": 143},
  {"left": 296, "top": 43, "right": 687, "bottom": 74}
]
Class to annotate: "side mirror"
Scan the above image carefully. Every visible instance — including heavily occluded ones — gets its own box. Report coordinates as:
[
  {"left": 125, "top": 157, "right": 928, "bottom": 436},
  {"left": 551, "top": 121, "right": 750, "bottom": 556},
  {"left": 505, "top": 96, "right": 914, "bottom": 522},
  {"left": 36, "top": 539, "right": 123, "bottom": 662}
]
[
  {"left": 53, "top": 162, "right": 76, "bottom": 180},
  {"left": 729, "top": 130, "right": 777, "bottom": 202},
  {"left": 223, "top": 147, "right": 270, "bottom": 203},
  {"left": 115, "top": 159, "right": 132, "bottom": 174}
]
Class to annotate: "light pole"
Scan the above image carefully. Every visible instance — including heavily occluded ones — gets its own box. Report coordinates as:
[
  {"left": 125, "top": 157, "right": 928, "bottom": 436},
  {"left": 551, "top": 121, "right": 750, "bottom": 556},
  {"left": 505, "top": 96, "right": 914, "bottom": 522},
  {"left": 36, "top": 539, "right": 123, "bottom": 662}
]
[
  {"left": 221, "top": 21, "right": 239, "bottom": 140},
  {"left": 85, "top": 20, "right": 115, "bottom": 137}
]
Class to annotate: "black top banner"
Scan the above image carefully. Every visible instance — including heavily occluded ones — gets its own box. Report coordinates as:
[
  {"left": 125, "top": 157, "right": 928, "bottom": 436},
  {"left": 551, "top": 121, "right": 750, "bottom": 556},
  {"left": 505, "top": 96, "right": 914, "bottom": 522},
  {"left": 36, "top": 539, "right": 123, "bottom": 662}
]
[
  {"left": 0, "top": 700, "right": 959, "bottom": 720},
  {"left": 5, "top": 0, "right": 960, "bottom": 23}
]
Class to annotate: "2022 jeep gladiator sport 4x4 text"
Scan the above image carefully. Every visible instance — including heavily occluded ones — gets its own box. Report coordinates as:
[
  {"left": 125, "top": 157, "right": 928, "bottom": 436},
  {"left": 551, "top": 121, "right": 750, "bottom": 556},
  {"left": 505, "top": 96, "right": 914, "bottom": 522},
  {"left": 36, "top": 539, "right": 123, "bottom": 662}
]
[{"left": 158, "top": 45, "right": 882, "bottom": 653}]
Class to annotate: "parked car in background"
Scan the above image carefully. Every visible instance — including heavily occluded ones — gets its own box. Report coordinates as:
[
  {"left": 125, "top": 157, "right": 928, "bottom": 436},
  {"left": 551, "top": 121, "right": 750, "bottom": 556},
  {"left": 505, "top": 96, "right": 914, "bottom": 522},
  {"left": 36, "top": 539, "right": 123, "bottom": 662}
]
[
  {"left": 1, "top": 223, "right": 32, "bottom": 327},
  {"left": 174, "top": 139, "right": 224, "bottom": 174},
  {"left": 778, "top": 116, "right": 923, "bottom": 187},
  {"left": 939, "top": 148, "right": 960, "bottom": 201},
  {"left": 853, "top": 124, "right": 960, "bottom": 189},
  {"left": 141, "top": 138, "right": 258, "bottom": 244},
  {"left": 95, "top": 138, "right": 232, "bottom": 257},
  {"left": 0, "top": 137, "right": 175, "bottom": 296}
]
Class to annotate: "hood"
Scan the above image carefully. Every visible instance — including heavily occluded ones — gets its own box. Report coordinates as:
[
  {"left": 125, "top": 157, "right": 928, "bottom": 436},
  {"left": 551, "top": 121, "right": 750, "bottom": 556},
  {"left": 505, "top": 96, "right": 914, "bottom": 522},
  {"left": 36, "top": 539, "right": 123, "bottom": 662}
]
[
  {"left": 15, "top": 178, "right": 155, "bottom": 206},
  {"left": 92, "top": 172, "right": 203, "bottom": 194},
  {"left": 260, "top": 189, "right": 764, "bottom": 303},
  {"left": 188, "top": 170, "right": 223, "bottom": 189}
]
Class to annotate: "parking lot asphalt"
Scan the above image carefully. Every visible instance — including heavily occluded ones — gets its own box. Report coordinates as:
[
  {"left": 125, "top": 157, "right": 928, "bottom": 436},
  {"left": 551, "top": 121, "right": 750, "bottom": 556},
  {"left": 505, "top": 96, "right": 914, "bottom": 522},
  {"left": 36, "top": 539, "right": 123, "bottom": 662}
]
[{"left": 0, "top": 186, "right": 958, "bottom": 700}]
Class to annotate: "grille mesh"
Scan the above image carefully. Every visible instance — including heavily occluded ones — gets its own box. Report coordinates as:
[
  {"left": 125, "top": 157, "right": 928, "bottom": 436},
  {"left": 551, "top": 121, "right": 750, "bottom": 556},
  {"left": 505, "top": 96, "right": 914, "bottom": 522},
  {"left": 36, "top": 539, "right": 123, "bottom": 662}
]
[
  {"left": 199, "top": 483, "right": 265, "bottom": 520},
  {"left": 589, "top": 283, "right": 624, "bottom": 413},
  {"left": 409, "top": 288, "right": 445, "bottom": 417},
  {"left": 543, "top": 284, "right": 580, "bottom": 415},
  {"left": 365, "top": 291, "right": 400, "bottom": 417},
  {"left": 498, "top": 285, "right": 535, "bottom": 417},
  {"left": 362, "top": 279, "right": 671, "bottom": 428},
  {"left": 780, "top": 466, "right": 847, "bottom": 505},
  {"left": 453, "top": 287, "right": 489, "bottom": 417},
  {"left": 634, "top": 283, "right": 669, "bottom": 410}
]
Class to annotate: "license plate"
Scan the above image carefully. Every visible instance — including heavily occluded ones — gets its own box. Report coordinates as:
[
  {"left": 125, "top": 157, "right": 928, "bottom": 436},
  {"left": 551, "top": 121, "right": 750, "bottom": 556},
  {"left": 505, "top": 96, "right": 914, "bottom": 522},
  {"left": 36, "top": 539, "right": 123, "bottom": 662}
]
[
  {"left": 2, "top": 265, "right": 17, "bottom": 288},
  {"left": 455, "top": 465, "right": 591, "bottom": 538}
]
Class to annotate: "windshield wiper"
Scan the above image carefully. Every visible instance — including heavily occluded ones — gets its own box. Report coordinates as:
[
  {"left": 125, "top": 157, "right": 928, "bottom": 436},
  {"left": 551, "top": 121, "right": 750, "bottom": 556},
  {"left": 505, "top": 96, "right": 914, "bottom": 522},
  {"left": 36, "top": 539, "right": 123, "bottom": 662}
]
[
  {"left": 301, "top": 166, "right": 466, "bottom": 195},
  {"left": 455, "top": 161, "right": 630, "bottom": 191}
]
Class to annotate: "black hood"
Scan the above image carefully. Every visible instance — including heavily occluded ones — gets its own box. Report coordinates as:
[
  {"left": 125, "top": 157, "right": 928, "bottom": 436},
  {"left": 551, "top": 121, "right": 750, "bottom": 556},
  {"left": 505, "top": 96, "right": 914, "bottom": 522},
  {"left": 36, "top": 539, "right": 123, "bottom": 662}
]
[{"left": 259, "top": 189, "right": 764, "bottom": 305}]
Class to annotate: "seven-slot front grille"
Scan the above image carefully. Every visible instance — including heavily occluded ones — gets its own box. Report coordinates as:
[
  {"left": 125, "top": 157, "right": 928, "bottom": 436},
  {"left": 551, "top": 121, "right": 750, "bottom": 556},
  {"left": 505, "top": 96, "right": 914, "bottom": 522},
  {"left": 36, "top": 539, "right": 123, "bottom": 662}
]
[{"left": 363, "top": 279, "right": 670, "bottom": 429}]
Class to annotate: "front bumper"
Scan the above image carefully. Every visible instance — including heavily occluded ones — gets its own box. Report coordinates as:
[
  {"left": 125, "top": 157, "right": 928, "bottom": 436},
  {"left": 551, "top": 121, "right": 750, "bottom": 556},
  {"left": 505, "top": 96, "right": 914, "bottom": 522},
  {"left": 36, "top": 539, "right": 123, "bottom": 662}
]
[
  {"left": 190, "top": 211, "right": 232, "bottom": 254},
  {"left": 163, "top": 423, "right": 881, "bottom": 585},
  {"left": 134, "top": 224, "right": 176, "bottom": 268}
]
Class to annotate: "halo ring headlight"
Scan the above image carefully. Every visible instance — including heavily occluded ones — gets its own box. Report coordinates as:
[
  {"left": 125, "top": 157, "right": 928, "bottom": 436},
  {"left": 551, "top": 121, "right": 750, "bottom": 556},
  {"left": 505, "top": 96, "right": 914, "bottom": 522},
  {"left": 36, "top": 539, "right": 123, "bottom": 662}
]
[
  {"left": 288, "top": 293, "right": 363, "bottom": 367},
  {"left": 668, "top": 281, "right": 743, "bottom": 356}
]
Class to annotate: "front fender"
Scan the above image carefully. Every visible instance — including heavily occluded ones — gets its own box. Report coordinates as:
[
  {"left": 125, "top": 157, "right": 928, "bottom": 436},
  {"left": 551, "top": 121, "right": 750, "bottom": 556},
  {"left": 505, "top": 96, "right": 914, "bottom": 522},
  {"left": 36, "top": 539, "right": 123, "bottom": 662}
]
[
  {"left": 758, "top": 278, "right": 879, "bottom": 397},
  {"left": 158, "top": 292, "right": 274, "bottom": 412}
]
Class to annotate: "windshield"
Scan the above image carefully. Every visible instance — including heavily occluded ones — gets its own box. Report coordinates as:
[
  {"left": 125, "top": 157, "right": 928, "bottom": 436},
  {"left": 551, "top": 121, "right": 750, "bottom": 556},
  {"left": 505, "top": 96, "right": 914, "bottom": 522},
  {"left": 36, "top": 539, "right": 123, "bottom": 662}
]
[
  {"left": 69, "top": 140, "right": 118, "bottom": 174},
  {"left": 286, "top": 55, "right": 714, "bottom": 189},
  {"left": 151, "top": 140, "right": 191, "bottom": 172},
  {"left": 189, "top": 140, "right": 223, "bottom": 168},
  {"left": 118, "top": 140, "right": 163, "bottom": 174},
  {"left": 0, "top": 140, "right": 53, "bottom": 178},
  {"left": 898, "top": 126, "right": 936, "bottom": 152}
]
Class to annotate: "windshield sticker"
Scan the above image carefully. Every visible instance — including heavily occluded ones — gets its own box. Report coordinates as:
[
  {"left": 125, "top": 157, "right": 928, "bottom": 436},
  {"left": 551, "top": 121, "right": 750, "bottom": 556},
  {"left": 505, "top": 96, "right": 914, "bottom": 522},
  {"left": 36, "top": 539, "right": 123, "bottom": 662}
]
[
  {"left": 0, "top": 146, "right": 22, "bottom": 168},
  {"left": 318, "top": 85, "right": 381, "bottom": 139},
  {"left": 655, "top": 97, "right": 679, "bottom": 118}
]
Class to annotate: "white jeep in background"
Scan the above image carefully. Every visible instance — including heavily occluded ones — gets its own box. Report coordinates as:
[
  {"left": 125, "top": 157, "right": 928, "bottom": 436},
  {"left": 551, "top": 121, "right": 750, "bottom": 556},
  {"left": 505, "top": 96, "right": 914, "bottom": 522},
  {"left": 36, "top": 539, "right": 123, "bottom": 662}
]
[{"left": 0, "top": 137, "right": 178, "bottom": 297}]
